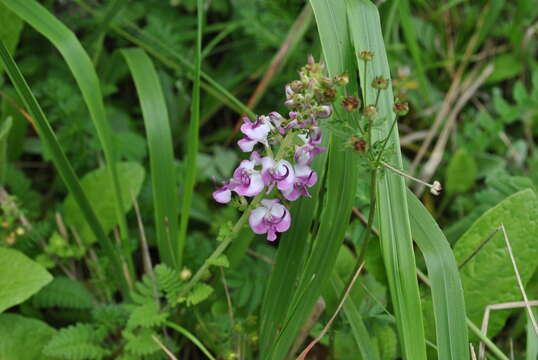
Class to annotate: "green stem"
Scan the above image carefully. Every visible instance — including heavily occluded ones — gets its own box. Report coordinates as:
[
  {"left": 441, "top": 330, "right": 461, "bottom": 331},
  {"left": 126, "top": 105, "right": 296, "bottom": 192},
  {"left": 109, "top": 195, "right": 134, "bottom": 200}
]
[
  {"left": 374, "top": 114, "right": 399, "bottom": 165},
  {"left": 165, "top": 321, "right": 217, "bottom": 360}
]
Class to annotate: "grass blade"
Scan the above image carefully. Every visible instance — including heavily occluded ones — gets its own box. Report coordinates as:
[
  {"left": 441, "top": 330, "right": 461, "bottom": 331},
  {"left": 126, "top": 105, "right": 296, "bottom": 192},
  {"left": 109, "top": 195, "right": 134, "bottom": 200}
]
[
  {"left": 0, "top": 117, "right": 12, "bottom": 185},
  {"left": 1, "top": 0, "right": 133, "bottom": 274},
  {"left": 177, "top": 0, "right": 203, "bottom": 269},
  {"left": 407, "top": 190, "right": 470, "bottom": 360},
  {"left": 122, "top": 48, "right": 179, "bottom": 267},
  {"left": 263, "top": 1, "right": 360, "bottom": 357},
  {"left": 346, "top": 1, "right": 428, "bottom": 358},
  {"left": 0, "top": 41, "right": 129, "bottom": 294}
]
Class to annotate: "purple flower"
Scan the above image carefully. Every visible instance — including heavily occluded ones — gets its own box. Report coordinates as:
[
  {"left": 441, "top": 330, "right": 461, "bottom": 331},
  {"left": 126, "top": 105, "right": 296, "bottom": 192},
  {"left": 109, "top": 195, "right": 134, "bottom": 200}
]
[
  {"left": 238, "top": 116, "right": 272, "bottom": 152},
  {"left": 294, "top": 143, "right": 325, "bottom": 165},
  {"left": 231, "top": 152, "right": 264, "bottom": 197},
  {"left": 212, "top": 152, "right": 264, "bottom": 203},
  {"left": 249, "top": 199, "right": 291, "bottom": 241},
  {"left": 261, "top": 157, "right": 295, "bottom": 191},
  {"left": 282, "top": 165, "right": 318, "bottom": 201},
  {"left": 316, "top": 105, "right": 332, "bottom": 119},
  {"left": 268, "top": 112, "right": 286, "bottom": 135}
]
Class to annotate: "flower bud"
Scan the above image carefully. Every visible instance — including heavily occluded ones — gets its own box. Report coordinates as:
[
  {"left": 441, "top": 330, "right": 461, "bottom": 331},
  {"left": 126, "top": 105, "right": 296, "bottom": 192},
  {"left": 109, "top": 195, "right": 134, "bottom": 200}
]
[
  {"left": 363, "top": 105, "right": 377, "bottom": 119},
  {"left": 180, "top": 268, "right": 192, "bottom": 281},
  {"left": 351, "top": 136, "right": 367, "bottom": 152},
  {"left": 316, "top": 105, "right": 332, "bottom": 119},
  {"left": 371, "top": 76, "right": 388, "bottom": 90},
  {"left": 342, "top": 96, "right": 360, "bottom": 111},
  {"left": 15, "top": 227, "right": 25, "bottom": 236},
  {"left": 358, "top": 50, "right": 374, "bottom": 61},
  {"left": 323, "top": 88, "right": 337, "bottom": 102},
  {"left": 430, "top": 181, "right": 442, "bottom": 196},
  {"left": 334, "top": 74, "right": 349, "bottom": 86}
]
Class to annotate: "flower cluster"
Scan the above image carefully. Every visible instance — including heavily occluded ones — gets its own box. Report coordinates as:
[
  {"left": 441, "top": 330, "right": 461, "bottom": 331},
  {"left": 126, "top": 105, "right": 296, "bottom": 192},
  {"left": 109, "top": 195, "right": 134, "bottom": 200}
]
[{"left": 213, "top": 57, "right": 344, "bottom": 241}]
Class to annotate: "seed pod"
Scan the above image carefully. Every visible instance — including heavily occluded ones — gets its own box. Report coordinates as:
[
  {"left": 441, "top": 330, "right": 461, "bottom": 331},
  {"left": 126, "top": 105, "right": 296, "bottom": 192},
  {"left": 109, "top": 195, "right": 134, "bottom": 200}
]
[
  {"left": 358, "top": 50, "right": 374, "bottom": 61},
  {"left": 342, "top": 96, "right": 360, "bottom": 111}
]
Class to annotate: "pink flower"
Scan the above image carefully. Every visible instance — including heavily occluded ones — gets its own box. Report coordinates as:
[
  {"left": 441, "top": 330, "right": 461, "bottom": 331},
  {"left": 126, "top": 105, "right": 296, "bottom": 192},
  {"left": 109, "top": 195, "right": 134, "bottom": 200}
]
[
  {"left": 249, "top": 199, "right": 291, "bottom": 241},
  {"left": 238, "top": 116, "right": 272, "bottom": 152},
  {"left": 231, "top": 152, "right": 264, "bottom": 197},
  {"left": 268, "top": 112, "right": 286, "bottom": 135},
  {"left": 282, "top": 165, "right": 318, "bottom": 201},
  {"left": 212, "top": 152, "right": 264, "bottom": 203},
  {"left": 260, "top": 157, "right": 295, "bottom": 191}
]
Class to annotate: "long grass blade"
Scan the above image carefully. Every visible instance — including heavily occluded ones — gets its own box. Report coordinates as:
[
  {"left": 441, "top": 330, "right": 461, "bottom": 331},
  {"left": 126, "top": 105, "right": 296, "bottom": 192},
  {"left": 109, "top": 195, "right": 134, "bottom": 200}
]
[
  {"left": 407, "top": 190, "right": 470, "bottom": 360},
  {"left": 0, "top": 0, "right": 133, "bottom": 273},
  {"left": 263, "top": 1, "right": 360, "bottom": 357},
  {"left": 346, "top": 1, "right": 428, "bottom": 358},
  {"left": 177, "top": 0, "right": 203, "bottom": 269},
  {"left": 122, "top": 48, "right": 179, "bottom": 268},
  {"left": 0, "top": 41, "right": 129, "bottom": 294}
]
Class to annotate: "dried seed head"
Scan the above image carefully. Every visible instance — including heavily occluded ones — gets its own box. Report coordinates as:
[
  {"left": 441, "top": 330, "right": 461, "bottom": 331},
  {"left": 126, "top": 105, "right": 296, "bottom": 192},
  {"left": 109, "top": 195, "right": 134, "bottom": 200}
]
[
  {"left": 371, "top": 76, "right": 388, "bottom": 90},
  {"left": 393, "top": 100, "right": 409, "bottom": 116},
  {"left": 341, "top": 96, "right": 360, "bottom": 111},
  {"left": 351, "top": 136, "right": 367, "bottom": 152},
  {"left": 358, "top": 50, "right": 374, "bottom": 61},
  {"left": 323, "top": 88, "right": 337, "bottom": 102}
]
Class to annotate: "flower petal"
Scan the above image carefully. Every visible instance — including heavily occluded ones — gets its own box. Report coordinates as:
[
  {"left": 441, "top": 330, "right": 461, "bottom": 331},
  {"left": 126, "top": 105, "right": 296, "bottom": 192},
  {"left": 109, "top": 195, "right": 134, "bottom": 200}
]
[
  {"left": 213, "top": 188, "right": 231, "bottom": 204},
  {"left": 238, "top": 138, "right": 257, "bottom": 152}
]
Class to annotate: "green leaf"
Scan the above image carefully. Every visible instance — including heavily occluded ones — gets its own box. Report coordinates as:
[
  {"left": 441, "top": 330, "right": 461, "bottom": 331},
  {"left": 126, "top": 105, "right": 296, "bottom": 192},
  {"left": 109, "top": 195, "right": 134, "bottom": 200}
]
[
  {"left": 445, "top": 148, "right": 477, "bottom": 194},
  {"left": 122, "top": 48, "right": 179, "bottom": 267},
  {"left": 0, "top": 2, "right": 23, "bottom": 74},
  {"left": 453, "top": 189, "right": 538, "bottom": 339},
  {"left": 346, "top": 1, "right": 427, "bottom": 359},
  {"left": 186, "top": 283, "right": 214, "bottom": 306},
  {"left": 127, "top": 300, "right": 169, "bottom": 330},
  {"left": 32, "top": 276, "right": 93, "bottom": 309},
  {"left": 63, "top": 162, "right": 145, "bottom": 244},
  {"left": 43, "top": 323, "right": 109, "bottom": 360},
  {"left": 487, "top": 54, "right": 523, "bottom": 84},
  {"left": 0, "top": 314, "right": 56, "bottom": 360},
  {"left": 407, "top": 190, "right": 470, "bottom": 360},
  {"left": 0, "top": 247, "right": 52, "bottom": 313},
  {"left": 0, "top": 116, "right": 12, "bottom": 184}
]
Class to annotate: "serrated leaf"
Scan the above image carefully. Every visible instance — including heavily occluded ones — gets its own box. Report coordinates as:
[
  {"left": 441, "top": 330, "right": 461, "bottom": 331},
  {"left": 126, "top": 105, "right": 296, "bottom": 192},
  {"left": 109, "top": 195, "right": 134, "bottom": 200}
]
[
  {"left": 186, "top": 283, "right": 213, "bottom": 306},
  {"left": 32, "top": 276, "right": 93, "bottom": 309},
  {"left": 63, "top": 162, "right": 145, "bottom": 244},
  {"left": 43, "top": 323, "right": 109, "bottom": 360},
  {"left": 445, "top": 148, "right": 477, "bottom": 194},
  {"left": 0, "top": 314, "right": 56, "bottom": 360},
  {"left": 0, "top": 247, "right": 52, "bottom": 313},
  {"left": 124, "top": 329, "right": 161, "bottom": 356},
  {"left": 453, "top": 189, "right": 538, "bottom": 339},
  {"left": 127, "top": 300, "right": 168, "bottom": 329},
  {"left": 208, "top": 254, "right": 229, "bottom": 268}
]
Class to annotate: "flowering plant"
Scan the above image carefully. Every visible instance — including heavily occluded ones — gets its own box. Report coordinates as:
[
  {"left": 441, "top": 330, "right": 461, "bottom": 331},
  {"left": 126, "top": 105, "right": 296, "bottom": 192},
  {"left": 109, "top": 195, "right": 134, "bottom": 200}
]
[{"left": 213, "top": 56, "right": 346, "bottom": 241}]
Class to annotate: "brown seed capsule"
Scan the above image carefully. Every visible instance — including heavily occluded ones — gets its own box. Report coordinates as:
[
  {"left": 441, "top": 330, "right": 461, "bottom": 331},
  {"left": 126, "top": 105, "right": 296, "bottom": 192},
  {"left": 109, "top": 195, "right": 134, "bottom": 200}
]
[
  {"left": 334, "top": 74, "right": 349, "bottom": 86},
  {"left": 323, "top": 88, "right": 337, "bottom": 102},
  {"left": 351, "top": 136, "right": 367, "bottom": 152},
  {"left": 371, "top": 76, "right": 388, "bottom": 90},
  {"left": 393, "top": 101, "right": 409, "bottom": 116},
  {"left": 342, "top": 96, "right": 360, "bottom": 111},
  {"left": 358, "top": 50, "right": 374, "bottom": 61}
]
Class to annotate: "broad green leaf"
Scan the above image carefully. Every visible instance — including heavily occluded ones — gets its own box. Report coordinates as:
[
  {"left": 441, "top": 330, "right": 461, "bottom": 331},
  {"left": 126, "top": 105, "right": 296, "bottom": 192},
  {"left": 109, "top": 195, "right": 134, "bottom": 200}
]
[
  {"left": 122, "top": 48, "right": 179, "bottom": 267},
  {"left": 453, "top": 189, "right": 538, "bottom": 339},
  {"left": 63, "top": 162, "right": 145, "bottom": 244},
  {"left": 346, "top": 1, "right": 427, "bottom": 358},
  {"left": 0, "top": 247, "right": 52, "bottom": 313},
  {"left": 445, "top": 148, "right": 477, "bottom": 194},
  {"left": 0, "top": 314, "right": 56, "bottom": 360},
  {"left": 407, "top": 190, "right": 469, "bottom": 360}
]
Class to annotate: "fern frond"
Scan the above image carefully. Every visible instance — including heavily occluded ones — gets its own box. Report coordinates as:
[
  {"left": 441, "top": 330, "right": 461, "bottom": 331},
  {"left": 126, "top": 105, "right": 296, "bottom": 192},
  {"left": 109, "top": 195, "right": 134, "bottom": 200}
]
[
  {"left": 33, "top": 276, "right": 93, "bottom": 309},
  {"left": 130, "top": 274, "right": 160, "bottom": 305},
  {"left": 92, "top": 304, "right": 129, "bottom": 330},
  {"left": 43, "top": 323, "right": 109, "bottom": 360}
]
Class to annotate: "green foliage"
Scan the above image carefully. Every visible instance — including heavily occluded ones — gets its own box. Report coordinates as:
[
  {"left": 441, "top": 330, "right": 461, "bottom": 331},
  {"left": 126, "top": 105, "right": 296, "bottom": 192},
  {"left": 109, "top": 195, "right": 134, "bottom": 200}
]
[
  {"left": 445, "top": 148, "right": 477, "bottom": 194},
  {"left": 185, "top": 283, "right": 214, "bottom": 306},
  {"left": 154, "top": 263, "right": 183, "bottom": 304},
  {"left": 0, "top": 3, "right": 22, "bottom": 74},
  {"left": 43, "top": 323, "right": 109, "bottom": 360},
  {"left": 0, "top": 247, "right": 52, "bottom": 313},
  {"left": 123, "top": 328, "right": 161, "bottom": 357},
  {"left": 454, "top": 189, "right": 538, "bottom": 339},
  {"left": 0, "top": 314, "right": 56, "bottom": 360},
  {"left": 126, "top": 300, "right": 169, "bottom": 330},
  {"left": 63, "top": 162, "right": 145, "bottom": 244},
  {"left": 32, "top": 276, "right": 93, "bottom": 309}
]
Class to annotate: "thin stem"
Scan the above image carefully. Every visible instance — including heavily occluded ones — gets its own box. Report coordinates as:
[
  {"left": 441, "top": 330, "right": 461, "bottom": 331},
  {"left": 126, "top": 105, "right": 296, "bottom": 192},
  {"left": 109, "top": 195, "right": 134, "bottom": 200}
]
[
  {"left": 164, "top": 321, "right": 216, "bottom": 360},
  {"left": 374, "top": 88, "right": 381, "bottom": 107},
  {"left": 374, "top": 115, "right": 399, "bottom": 165},
  {"left": 381, "top": 160, "right": 434, "bottom": 188}
]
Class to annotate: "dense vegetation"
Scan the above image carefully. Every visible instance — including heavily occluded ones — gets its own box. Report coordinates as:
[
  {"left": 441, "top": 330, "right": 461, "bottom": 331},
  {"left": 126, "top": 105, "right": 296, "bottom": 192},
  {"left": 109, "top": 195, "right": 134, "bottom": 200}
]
[{"left": 0, "top": 0, "right": 537, "bottom": 359}]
